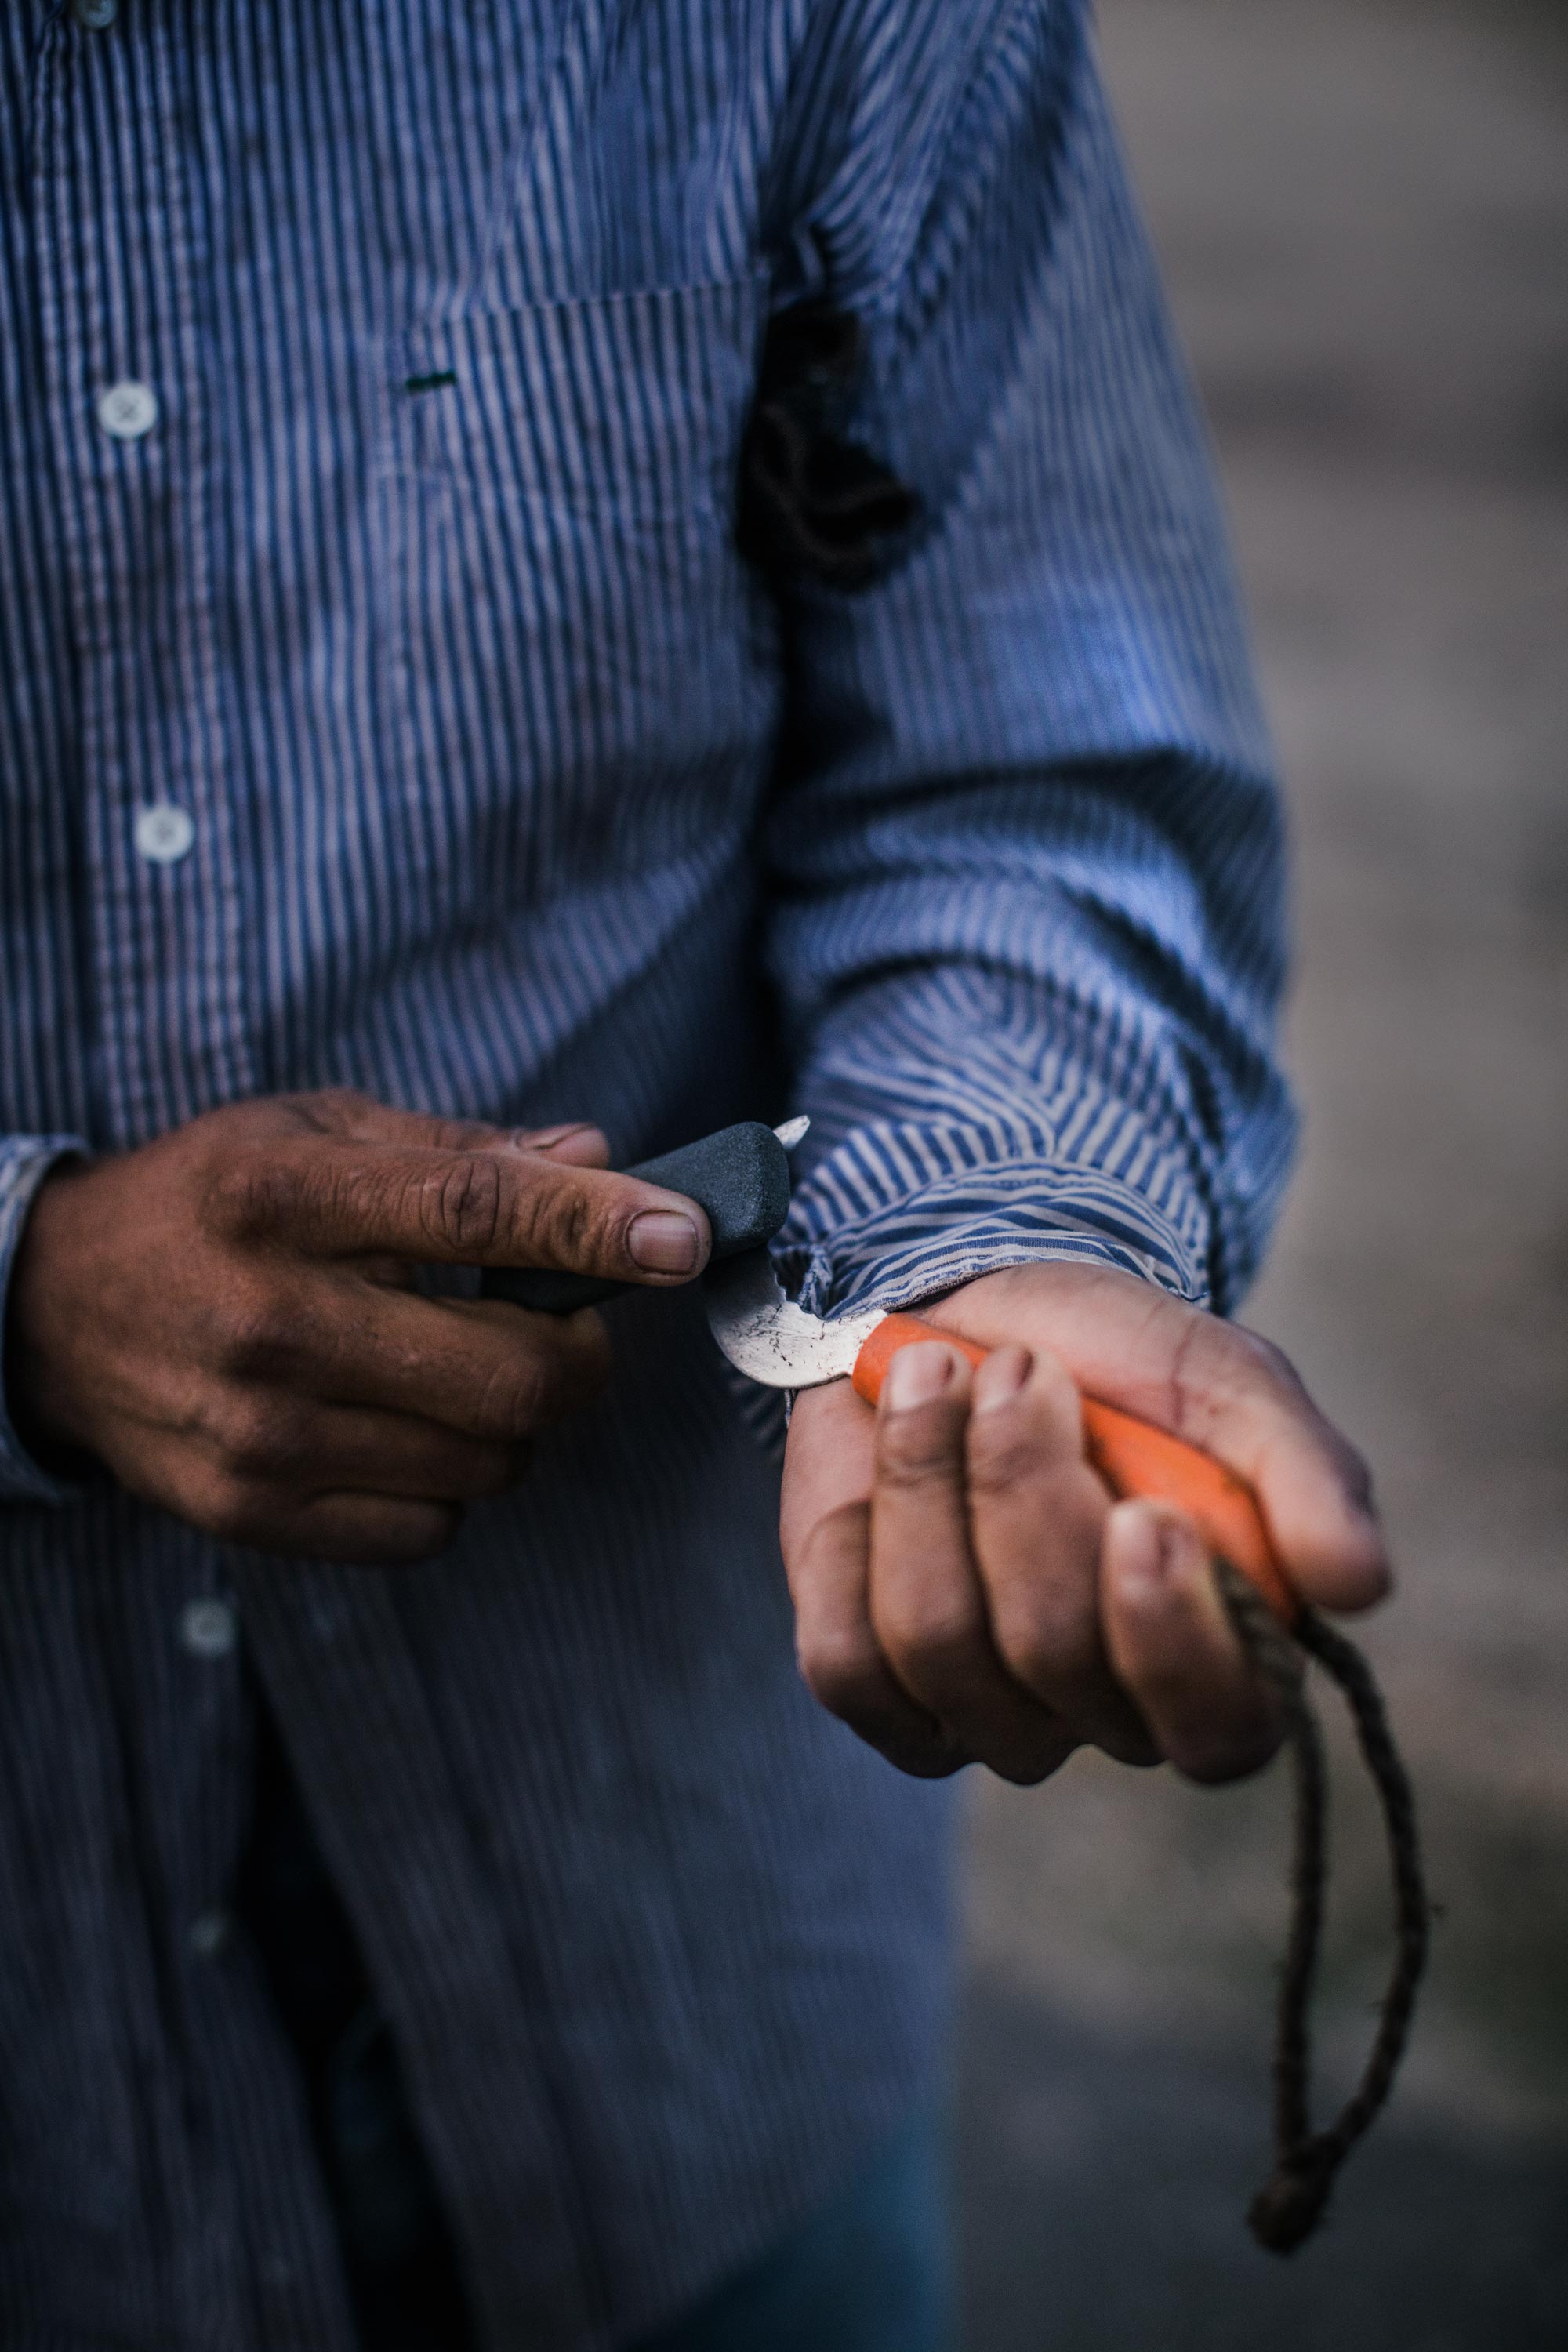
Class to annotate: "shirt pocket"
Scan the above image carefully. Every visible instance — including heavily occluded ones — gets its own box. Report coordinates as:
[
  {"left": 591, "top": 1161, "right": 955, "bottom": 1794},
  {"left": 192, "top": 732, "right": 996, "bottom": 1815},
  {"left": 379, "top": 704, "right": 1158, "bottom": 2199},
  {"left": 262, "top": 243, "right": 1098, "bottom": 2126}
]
[{"left": 379, "top": 274, "right": 775, "bottom": 902}]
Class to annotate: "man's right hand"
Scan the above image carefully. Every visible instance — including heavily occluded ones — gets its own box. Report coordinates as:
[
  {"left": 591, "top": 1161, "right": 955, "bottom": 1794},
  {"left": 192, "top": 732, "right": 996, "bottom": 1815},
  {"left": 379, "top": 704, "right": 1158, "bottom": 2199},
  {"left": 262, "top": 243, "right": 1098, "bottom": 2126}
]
[{"left": 5, "top": 1091, "right": 711, "bottom": 1563}]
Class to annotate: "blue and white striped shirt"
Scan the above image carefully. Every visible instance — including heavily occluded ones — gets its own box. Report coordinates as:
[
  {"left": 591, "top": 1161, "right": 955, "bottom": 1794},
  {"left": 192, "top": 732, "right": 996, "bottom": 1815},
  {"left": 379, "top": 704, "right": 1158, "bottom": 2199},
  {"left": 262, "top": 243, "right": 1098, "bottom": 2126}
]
[{"left": 0, "top": 2, "right": 1289, "bottom": 2346}]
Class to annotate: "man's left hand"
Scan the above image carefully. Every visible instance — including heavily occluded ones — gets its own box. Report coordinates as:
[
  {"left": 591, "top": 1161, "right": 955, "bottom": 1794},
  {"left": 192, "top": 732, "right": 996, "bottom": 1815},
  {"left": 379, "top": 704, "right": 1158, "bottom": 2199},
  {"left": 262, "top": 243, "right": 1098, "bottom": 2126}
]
[{"left": 779, "top": 1261, "right": 1388, "bottom": 1786}]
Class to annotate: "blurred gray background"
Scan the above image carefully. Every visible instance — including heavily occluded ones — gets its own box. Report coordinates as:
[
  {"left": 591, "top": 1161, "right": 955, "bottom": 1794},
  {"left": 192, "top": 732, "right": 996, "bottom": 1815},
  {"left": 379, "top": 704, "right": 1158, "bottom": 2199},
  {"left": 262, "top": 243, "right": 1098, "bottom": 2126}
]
[{"left": 955, "top": 2, "right": 1568, "bottom": 2345}]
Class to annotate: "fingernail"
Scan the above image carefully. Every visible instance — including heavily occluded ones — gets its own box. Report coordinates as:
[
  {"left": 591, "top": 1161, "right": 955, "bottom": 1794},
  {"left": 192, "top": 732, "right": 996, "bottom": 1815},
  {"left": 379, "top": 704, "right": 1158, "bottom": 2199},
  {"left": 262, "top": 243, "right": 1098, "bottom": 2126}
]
[
  {"left": 974, "top": 1346, "right": 1031, "bottom": 1413},
  {"left": 628, "top": 1210, "right": 703, "bottom": 1274},
  {"left": 883, "top": 1342, "right": 958, "bottom": 1410}
]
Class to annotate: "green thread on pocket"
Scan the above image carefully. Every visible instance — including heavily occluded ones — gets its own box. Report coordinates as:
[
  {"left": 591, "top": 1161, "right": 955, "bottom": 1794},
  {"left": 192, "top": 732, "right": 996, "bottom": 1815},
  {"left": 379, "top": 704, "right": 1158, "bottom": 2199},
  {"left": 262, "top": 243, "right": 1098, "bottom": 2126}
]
[{"left": 404, "top": 370, "right": 457, "bottom": 395}]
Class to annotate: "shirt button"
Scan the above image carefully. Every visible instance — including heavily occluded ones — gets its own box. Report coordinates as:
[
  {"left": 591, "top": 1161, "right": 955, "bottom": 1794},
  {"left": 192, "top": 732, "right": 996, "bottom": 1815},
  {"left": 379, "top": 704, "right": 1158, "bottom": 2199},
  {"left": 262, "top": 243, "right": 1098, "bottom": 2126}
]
[
  {"left": 189, "top": 1908, "right": 233, "bottom": 1961},
  {"left": 180, "top": 1597, "right": 238, "bottom": 1660},
  {"left": 133, "top": 803, "right": 195, "bottom": 865},
  {"left": 96, "top": 379, "right": 158, "bottom": 440},
  {"left": 73, "top": 0, "right": 119, "bottom": 26}
]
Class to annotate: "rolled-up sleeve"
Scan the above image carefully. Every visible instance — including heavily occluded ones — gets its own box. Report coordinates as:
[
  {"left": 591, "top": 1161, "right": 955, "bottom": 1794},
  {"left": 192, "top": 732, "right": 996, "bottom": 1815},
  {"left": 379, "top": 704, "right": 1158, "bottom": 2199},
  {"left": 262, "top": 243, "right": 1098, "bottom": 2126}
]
[{"left": 764, "top": 0, "right": 1294, "bottom": 1325}]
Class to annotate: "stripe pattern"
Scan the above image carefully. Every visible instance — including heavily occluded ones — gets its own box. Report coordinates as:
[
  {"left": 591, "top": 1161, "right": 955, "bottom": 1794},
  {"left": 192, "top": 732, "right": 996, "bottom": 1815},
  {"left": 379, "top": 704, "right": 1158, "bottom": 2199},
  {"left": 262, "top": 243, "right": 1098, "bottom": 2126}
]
[{"left": 0, "top": 3, "right": 1289, "bottom": 2346}]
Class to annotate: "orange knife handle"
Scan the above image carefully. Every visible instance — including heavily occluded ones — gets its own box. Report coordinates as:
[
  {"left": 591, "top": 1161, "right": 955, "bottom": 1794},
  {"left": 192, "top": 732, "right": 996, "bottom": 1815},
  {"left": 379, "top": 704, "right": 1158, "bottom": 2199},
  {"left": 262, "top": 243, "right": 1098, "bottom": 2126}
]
[
  {"left": 850, "top": 1313, "right": 989, "bottom": 1404},
  {"left": 1080, "top": 1396, "right": 1296, "bottom": 1624},
  {"left": 849, "top": 1314, "right": 1297, "bottom": 1626}
]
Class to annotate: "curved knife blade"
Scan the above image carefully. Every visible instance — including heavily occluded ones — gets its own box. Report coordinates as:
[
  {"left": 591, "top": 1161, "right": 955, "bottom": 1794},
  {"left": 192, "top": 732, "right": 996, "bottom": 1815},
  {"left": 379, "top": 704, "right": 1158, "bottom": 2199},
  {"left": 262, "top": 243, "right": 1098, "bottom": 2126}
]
[{"left": 702, "top": 1247, "right": 882, "bottom": 1389}]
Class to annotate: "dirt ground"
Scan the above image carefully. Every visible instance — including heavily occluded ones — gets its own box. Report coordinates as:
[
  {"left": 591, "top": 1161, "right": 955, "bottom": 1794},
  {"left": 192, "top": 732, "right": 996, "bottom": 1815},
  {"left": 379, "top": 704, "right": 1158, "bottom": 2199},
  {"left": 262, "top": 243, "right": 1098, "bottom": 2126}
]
[{"left": 955, "top": 4, "right": 1568, "bottom": 2346}]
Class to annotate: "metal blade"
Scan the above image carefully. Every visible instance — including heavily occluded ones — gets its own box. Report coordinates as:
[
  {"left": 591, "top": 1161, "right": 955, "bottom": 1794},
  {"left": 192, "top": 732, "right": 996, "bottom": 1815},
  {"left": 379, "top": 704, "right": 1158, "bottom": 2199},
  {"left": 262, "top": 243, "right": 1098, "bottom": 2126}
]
[
  {"left": 773, "top": 1115, "right": 810, "bottom": 1152},
  {"left": 702, "top": 1247, "right": 881, "bottom": 1389}
]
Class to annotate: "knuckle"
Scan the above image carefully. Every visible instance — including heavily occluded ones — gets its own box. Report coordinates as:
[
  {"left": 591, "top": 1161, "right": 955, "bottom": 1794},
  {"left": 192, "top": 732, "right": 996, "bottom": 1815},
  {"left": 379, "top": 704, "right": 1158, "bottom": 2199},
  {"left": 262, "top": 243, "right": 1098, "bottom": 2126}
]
[
  {"left": 275, "top": 1087, "right": 374, "bottom": 1136},
  {"left": 1022, "top": 1347, "right": 1084, "bottom": 1425},
  {"left": 469, "top": 1351, "right": 553, "bottom": 1442},
  {"left": 210, "top": 1392, "right": 306, "bottom": 1479},
  {"left": 797, "top": 1625, "right": 883, "bottom": 1719},
  {"left": 427, "top": 1117, "right": 501, "bottom": 1153},
  {"left": 309, "top": 1087, "right": 374, "bottom": 1125},
  {"left": 521, "top": 1179, "right": 611, "bottom": 1273},
  {"left": 205, "top": 1152, "right": 294, "bottom": 1243},
  {"left": 786, "top": 1497, "right": 868, "bottom": 1591},
  {"left": 1163, "top": 1313, "right": 1281, "bottom": 1430},
  {"left": 423, "top": 1156, "right": 508, "bottom": 1257},
  {"left": 1180, "top": 1717, "right": 1282, "bottom": 1786},
  {"left": 1105, "top": 1723, "right": 1164, "bottom": 1770},
  {"left": 1197, "top": 1322, "right": 1305, "bottom": 1419},
  {"left": 1333, "top": 1436, "right": 1378, "bottom": 1518},
  {"left": 1257, "top": 1341, "right": 1299, "bottom": 1396},
  {"left": 213, "top": 1287, "right": 299, "bottom": 1379},
  {"left": 993, "top": 1595, "right": 1095, "bottom": 1697},
  {"left": 966, "top": 1423, "right": 1047, "bottom": 1497},
  {"left": 993, "top": 1736, "right": 1078, "bottom": 1788},
  {"left": 192, "top": 1470, "right": 272, "bottom": 1548},
  {"left": 876, "top": 1418, "right": 962, "bottom": 1490},
  {"left": 885, "top": 1599, "right": 986, "bottom": 1689},
  {"left": 993, "top": 1621, "right": 1053, "bottom": 1692},
  {"left": 1230, "top": 1325, "right": 1293, "bottom": 1384}
]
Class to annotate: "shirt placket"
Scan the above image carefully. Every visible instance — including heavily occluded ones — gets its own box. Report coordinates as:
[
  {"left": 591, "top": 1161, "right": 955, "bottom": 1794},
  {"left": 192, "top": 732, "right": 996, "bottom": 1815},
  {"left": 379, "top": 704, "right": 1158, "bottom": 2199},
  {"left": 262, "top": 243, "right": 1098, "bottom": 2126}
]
[{"left": 32, "top": 2, "right": 256, "bottom": 1149}]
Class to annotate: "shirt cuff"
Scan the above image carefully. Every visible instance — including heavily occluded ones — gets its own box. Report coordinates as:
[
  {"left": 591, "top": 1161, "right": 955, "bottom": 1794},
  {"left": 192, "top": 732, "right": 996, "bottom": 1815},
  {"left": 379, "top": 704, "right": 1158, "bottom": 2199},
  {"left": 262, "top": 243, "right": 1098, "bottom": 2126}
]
[
  {"left": 774, "top": 1127, "right": 1213, "bottom": 1325},
  {"left": 0, "top": 1134, "right": 88, "bottom": 1505}
]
